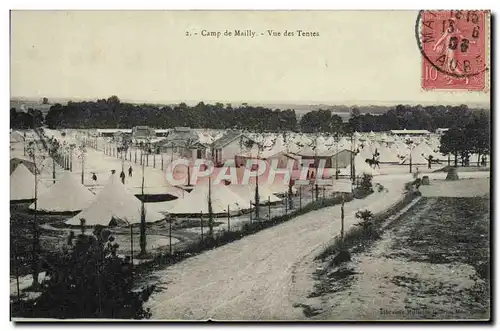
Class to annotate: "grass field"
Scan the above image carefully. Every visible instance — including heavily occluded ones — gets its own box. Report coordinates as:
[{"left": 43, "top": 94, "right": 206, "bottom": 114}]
[{"left": 306, "top": 185, "right": 490, "bottom": 320}]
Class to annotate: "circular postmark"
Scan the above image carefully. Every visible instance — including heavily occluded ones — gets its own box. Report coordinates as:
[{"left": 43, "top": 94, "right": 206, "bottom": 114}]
[{"left": 415, "top": 10, "right": 488, "bottom": 79}]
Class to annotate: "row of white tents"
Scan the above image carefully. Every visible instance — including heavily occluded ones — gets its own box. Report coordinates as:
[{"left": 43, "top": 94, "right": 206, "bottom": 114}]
[{"left": 10, "top": 162, "right": 286, "bottom": 226}]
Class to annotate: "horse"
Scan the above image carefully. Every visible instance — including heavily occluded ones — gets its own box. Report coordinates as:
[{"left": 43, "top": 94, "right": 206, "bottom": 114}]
[{"left": 365, "top": 158, "right": 380, "bottom": 169}]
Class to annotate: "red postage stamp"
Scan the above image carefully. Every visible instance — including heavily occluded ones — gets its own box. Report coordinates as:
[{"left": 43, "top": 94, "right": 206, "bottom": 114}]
[{"left": 417, "top": 10, "right": 489, "bottom": 91}]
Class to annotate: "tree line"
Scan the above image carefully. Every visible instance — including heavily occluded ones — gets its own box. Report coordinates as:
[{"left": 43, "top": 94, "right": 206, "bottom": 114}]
[
  {"left": 39, "top": 96, "right": 297, "bottom": 131},
  {"left": 300, "top": 104, "right": 489, "bottom": 133},
  {"left": 11, "top": 97, "right": 489, "bottom": 136}
]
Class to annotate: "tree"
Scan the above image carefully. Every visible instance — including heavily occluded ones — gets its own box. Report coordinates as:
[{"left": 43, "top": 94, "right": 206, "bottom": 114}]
[
  {"left": 439, "top": 128, "right": 467, "bottom": 167},
  {"left": 107, "top": 95, "right": 121, "bottom": 105},
  {"left": 10, "top": 108, "right": 17, "bottom": 128},
  {"left": 358, "top": 174, "right": 374, "bottom": 196},
  {"left": 26, "top": 142, "right": 42, "bottom": 290},
  {"left": 208, "top": 177, "right": 214, "bottom": 239},
  {"left": 330, "top": 114, "right": 343, "bottom": 133},
  {"left": 347, "top": 108, "right": 361, "bottom": 133},
  {"left": 183, "top": 138, "right": 200, "bottom": 186},
  {"left": 465, "top": 110, "right": 490, "bottom": 166},
  {"left": 11, "top": 231, "right": 152, "bottom": 319},
  {"left": 355, "top": 209, "right": 379, "bottom": 239}
]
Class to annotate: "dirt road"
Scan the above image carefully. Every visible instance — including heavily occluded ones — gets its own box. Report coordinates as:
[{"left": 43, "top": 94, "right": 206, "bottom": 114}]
[{"left": 145, "top": 176, "right": 412, "bottom": 320}]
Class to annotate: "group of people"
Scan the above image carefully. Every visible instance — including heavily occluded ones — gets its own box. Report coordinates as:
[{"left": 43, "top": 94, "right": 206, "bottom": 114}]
[
  {"left": 61, "top": 225, "right": 120, "bottom": 259},
  {"left": 90, "top": 166, "right": 134, "bottom": 184}
]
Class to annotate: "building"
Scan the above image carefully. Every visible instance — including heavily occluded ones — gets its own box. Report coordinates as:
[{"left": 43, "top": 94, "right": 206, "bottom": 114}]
[
  {"left": 211, "top": 131, "right": 258, "bottom": 166},
  {"left": 155, "top": 129, "right": 170, "bottom": 137},
  {"left": 132, "top": 126, "right": 156, "bottom": 140},
  {"left": 436, "top": 128, "right": 449, "bottom": 134},
  {"left": 261, "top": 150, "right": 300, "bottom": 169},
  {"left": 330, "top": 149, "right": 356, "bottom": 168},
  {"left": 299, "top": 148, "right": 355, "bottom": 169},
  {"left": 96, "top": 129, "right": 132, "bottom": 137},
  {"left": 390, "top": 129, "right": 431, "bottom": 136},
  {"left": 156, "top": 127, "right": 208, "bottom": 160}
]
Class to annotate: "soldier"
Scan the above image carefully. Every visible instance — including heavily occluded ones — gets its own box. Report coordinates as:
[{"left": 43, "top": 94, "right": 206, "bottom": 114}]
[
  {"left": 120, "top": 170, "right": 126, "bottom": 184},
  {"left": 423, "top": 154, "right": 434, "bottom": 169}
]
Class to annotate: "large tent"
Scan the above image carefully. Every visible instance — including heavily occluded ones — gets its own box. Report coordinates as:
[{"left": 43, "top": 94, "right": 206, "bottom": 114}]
[
  {"left": 400, "top": 144, "right": 431, "bottom": 165},
  {"left": 353, "top": 154, "right": 379, "bottom": 176},
  {"left": 66, "top": 174, "right": 164, "bottom": 226},
  {"left": 10, "top": 131, "right": 24, "bottom": 143},
  {"left": 229, "top": 183, "right": 282, "bottom": 205},
  {"left": 10, "top": 163, "right": 46, "bottom": 201},
  {"left": 375, "top": 145, "right": 401, "bottom": 163},
  {"left": 169, "top": 181, "right": 252, "bottom": 216},
  {"left": 39, "top": 157, "right": 66, "bottom": 183},
  {"left": 29, "top": 173, "right": 95, "bottom": 213}
]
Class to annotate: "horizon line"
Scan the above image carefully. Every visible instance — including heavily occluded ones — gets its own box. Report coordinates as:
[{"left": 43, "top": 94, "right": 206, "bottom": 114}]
[{"left": 10, "top": 96, "right": 490, "bottom": 108}]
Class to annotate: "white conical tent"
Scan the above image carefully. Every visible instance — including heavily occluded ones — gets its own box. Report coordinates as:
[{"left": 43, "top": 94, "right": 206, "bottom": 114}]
[
  {"left": 10, "top": 163, "right": 46, "bottom": 201},
  {"left": 369, "top": 142, "right": 382, "bottom": 155},
  {"left": 358, "top": 146, "right": 373, "bottom": 160},
  {"left": 418, "top": 142, "right": 441, "bottom": 159},
  {"left": 376, "top": 145, "right": 401, "bottom": 163},
  {"left": 40, "top": 157, "right": 65, "bottom": 183},
  {"left": 400, "top": 144, "right": 430, "bottom": 165},
  {"left": 29, "top": 173, "right": 95, "bottom": 213},
  {"left": 229, "top": 184, "right": 282, "bottom": 205},
  {"left": 66, "top": 174, "right": 164, "bottom": 226},
  {"left": 41, "top": 157, "right": 64, "bottom": 173},
  {"left": 169, "top": 181, "right": 252, "bottom": 215},
  {"left": 10, "top": 131, "right": 24, "bottom": 143},
  {"left": 353, "top": 154, "right": 379, "bottom": 176},
  {"left": 261, "top": 135, "right": 286, "bottom": 159}
]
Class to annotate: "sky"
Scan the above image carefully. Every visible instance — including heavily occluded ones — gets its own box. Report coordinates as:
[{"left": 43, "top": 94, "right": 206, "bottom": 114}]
[{"left": 10, "top": 10, "right": 490, "bottom": 106}]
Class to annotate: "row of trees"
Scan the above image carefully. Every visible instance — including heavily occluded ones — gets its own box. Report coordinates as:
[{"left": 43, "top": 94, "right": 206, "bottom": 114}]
[
  {"left": 12, "top": 97, "right": 490, "bottom": 136},
  {"left": 300, "top": 104, "right": 488, "bottom": 133},
  {"left": 42, "top": 97, "right": 297, "bottom": 131}
]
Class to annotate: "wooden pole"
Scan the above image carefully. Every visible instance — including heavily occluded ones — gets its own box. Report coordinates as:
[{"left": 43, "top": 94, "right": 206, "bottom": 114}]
[
  {"left": 250, "top": 201, "right": 253, "bottom": 224},
  {"left": 169, "top": 219, "right": 172, "bottom": 255},
  {"left": 171, "top": 143, "right": 174, "bottom": 164},
  {"left": 410, "top": 153, "right": 413, "bottom": 173},
  {"left": 130, "top": 224, "right": 134, "bottom": 265},
  {"left": 299, "top": 185, "right": 302, "bottom": 211},
  {"left": 52, "top": 157, "right": 56, "bottom": 184},
  {"left": 268, "top": 196, "right": 271, "bottom": 221},
  {"left": 340, "top": 194, "right": 345, "bottom": 248},
  {"left": 227, "top": 205, "right": 230, "bottom": 232},
  {"left": 14, "top": 246, "right": 20, "bottom": 303},
  {"left": 81, "top": 153, "right": 84, "bottom": 185},
  {"left": 139, "top": 152, "right": 147, "bottom": 256},
  {"left": 200, "top": 213, "right": 204, "bottom": 242},
  {"left": 285, "top": 194, "right": 288, "bottom": 215},
  {"left": 32, "top": 154, "right": 40, "bottom": 289}
]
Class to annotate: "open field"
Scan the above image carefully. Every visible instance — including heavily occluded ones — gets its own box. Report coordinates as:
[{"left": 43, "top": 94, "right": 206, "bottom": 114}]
[{"left": 305, "top": 178, "right": 490, "bottom": 320}]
